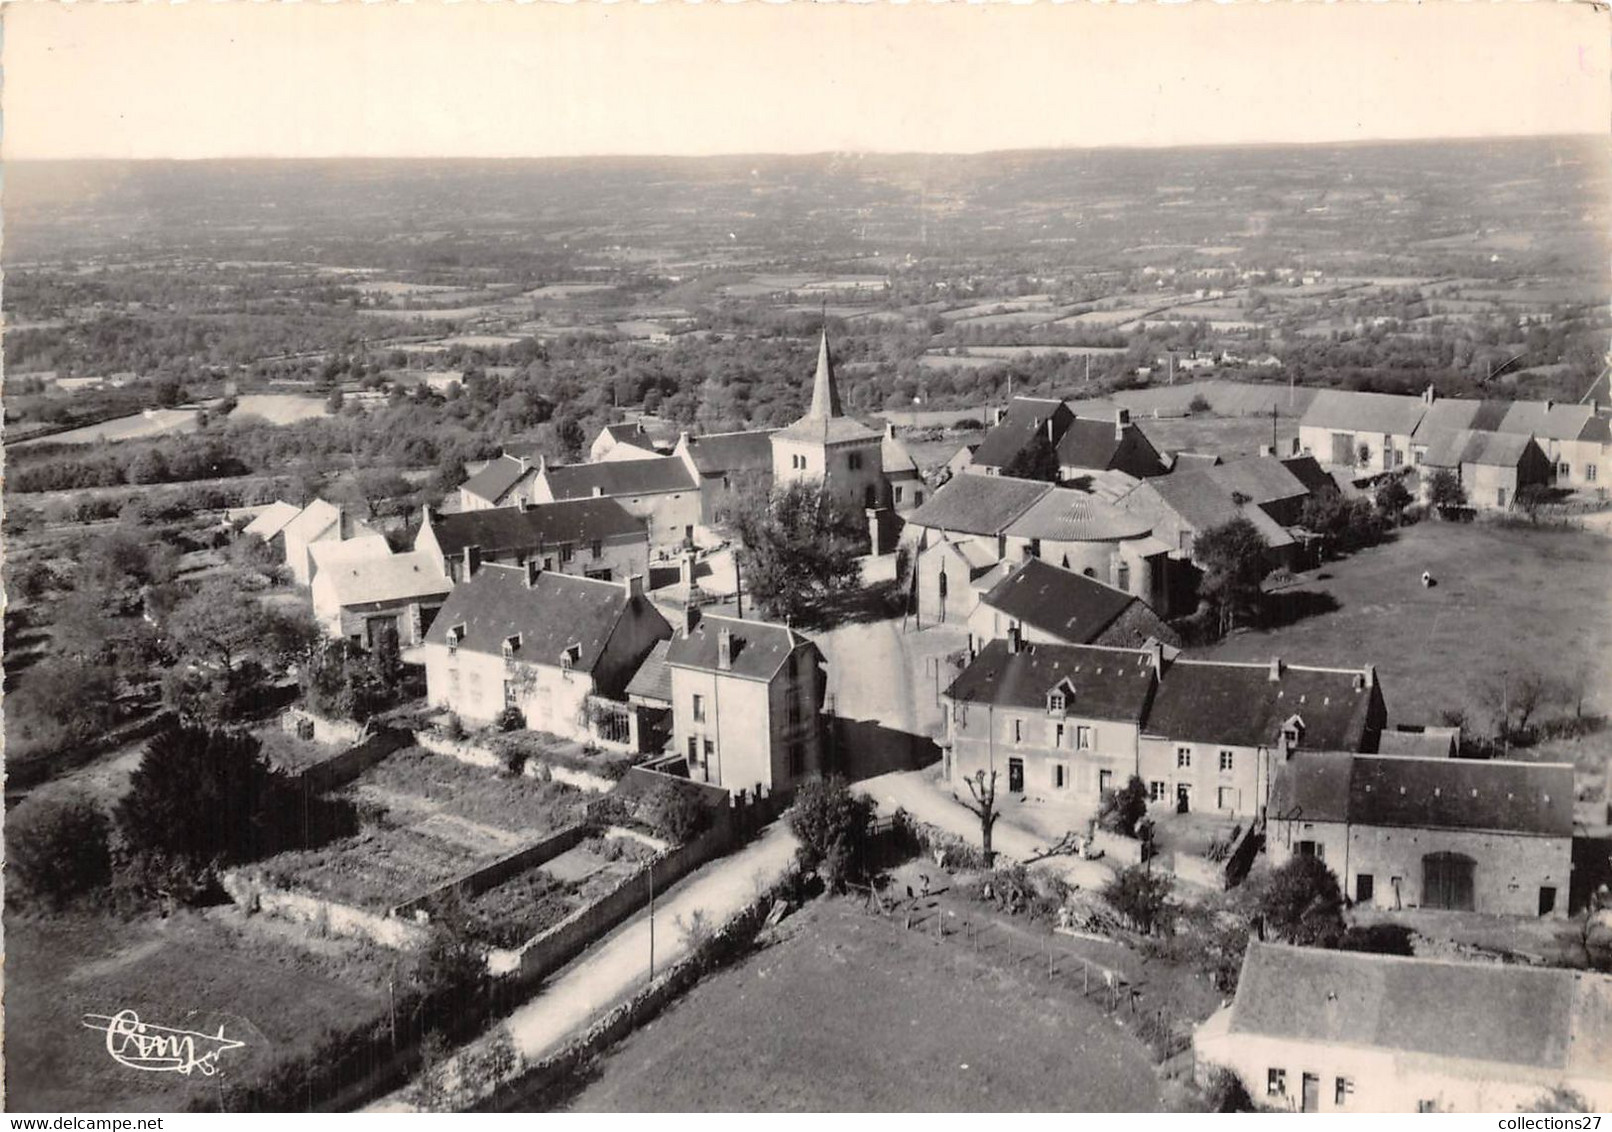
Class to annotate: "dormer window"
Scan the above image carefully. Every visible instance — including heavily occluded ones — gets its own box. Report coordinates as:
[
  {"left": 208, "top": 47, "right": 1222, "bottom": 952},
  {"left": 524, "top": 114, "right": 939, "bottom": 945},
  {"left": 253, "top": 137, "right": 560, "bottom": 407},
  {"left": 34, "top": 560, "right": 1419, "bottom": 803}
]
[
  {"left": 502, "top": 633, "right": 522, "bottom": 659},
  {"left": 1048, "top": 692, "right": 1066, "bottom": 716},
  {"left": 559, "top": 643, "right": 581, "bottom": 671},
  {"left": 446, "top": 624, "right": 466, "bottom": 653},
  {"left": 1046, "top": 678, "right": 1074, "bottom": 717}
]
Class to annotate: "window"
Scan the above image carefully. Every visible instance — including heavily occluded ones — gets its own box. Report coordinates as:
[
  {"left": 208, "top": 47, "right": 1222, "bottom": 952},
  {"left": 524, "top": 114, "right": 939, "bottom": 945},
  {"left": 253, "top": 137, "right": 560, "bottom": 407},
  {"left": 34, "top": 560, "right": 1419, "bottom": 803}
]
[
  {"left": 1417, "top": 1101, "right": 1438, "bottom": 1114},
  {"left": 1296, "top": 840, "right": 1324, "bottom": 861},
  {"left": 894, "top": 485, "right": 904, "bottom": 504},
  {"left": 1357, "top": 874, "right": 1374, "bottom": 903},
  {"left": 1012, "top": 718, "right": 1024, "bottom": 744},
  {"left": 1098, "top": 769, "right": 1113, "bottom": 794},
  {"left": 591, "top": 539, "right": 603, "bottom": 559},
  {"left": 692, "top": 694, "right": 706, "bottom": 723},
  {"left": 504, "top": 682, "right": 518, "bottom": 708},
  {"left": 687, "top": 736, "right": 698, "bottom": 764},
  {"left": 914, "top": 491, "right": 924, "bottom": 507},
  {"left": 1588, "top": 464, "right": 1599, "bottom": 482},
  {"left": 1048, "top": 691, "right": 1066, "bottom": 715},
  {"left": 703, "top": 738, "right": 715, "bottom": 763},
  {"left": 1335, "top": 1077, "right": 1353, "bottom": 1106},
  {"left": 1176, "top": 747, "right": 1192, "bottom": 768},
  {"left": 1076, "top": 726, "right": 1093, "bottom": 750},
  {"left": 848, "top": 452, "right": 863, "bottom": 471},
  {"left": 1116, "top": 562, "right": 1130, "bottom": 592},
  {"left": 1559, "top": 462, "right": 1572, "bottom": 479},
  {"left": 1267, "top": 1069, "right": 1286, "bottom": 1097},
  {"left": 1496, "top": 487, "right": 1507, "bottom": 508},
  {"left": 542, "top": 556, "right": 555, "bottom": 572},
  {"left": 1149, "top": 780, "right": 1167, "bottom": 802},
  {"left": 1219, "top": 750, "right": 1234, "bottom": 772},
  {"left": 1053, "top": 722, "right": 1066, "bottom": 748},
  {"left": 1053, "top": 764, "right": 1067, "bottom": 789},
  {"left": 560, "top": 542, "right": 575, "bottom": 563},
  {"left": 1218, "top": 786, "right": 1237, "bottom": 810}
]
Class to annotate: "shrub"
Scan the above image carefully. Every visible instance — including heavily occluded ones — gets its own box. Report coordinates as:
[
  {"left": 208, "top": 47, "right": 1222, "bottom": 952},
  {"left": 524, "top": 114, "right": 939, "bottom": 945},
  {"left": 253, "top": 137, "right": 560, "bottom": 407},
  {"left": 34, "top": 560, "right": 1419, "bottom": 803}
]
[
  {"left": 1252, "top": 855, "right": 1345, "bottom": 947},
  {"left": 1098, "top": 774, "right": 1148, "bottom": 837},
  {"left": 496, "top": 705, "right": 526, "bottom": 733},
  {"left": 787, "top": 776, "right": 874, "bottom": 892},
  {"left": 6, "top": 793, "right": 113, "bottom": 910},
  {"left": 1338, "top": 922, "right": 1415, "bottom": 956},
  {"left": 501, "top": 741, "right": 529, "bottom": 777},
  {"left": 971, "top": 865, "right": 1067, "bottom": 921},
  {"left": 1103, "top": 864, "right": 1175, "bottom": 935},
  {"left": 1204, "top": 1066, "right": 1259, "bottom": 1113},
  {"left": 642, "top": 781, "right": 712, "bottom": 845},
  {"left": 1187, "top": 393, "right": 1212, "bottom": 414},
  {"left": 443, "top": 713, "right": 466, "bottom": 740}
]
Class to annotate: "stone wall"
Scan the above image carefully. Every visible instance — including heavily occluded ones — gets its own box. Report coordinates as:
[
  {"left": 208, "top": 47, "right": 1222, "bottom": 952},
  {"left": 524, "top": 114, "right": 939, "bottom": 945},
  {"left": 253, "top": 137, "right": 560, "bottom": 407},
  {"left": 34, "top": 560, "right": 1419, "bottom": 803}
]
[
  {"left": 220, "top": 869, "right": 427, "bottom": 950},
  {"left": 390, "top": 824, "right": 592, "bottom": 921}
]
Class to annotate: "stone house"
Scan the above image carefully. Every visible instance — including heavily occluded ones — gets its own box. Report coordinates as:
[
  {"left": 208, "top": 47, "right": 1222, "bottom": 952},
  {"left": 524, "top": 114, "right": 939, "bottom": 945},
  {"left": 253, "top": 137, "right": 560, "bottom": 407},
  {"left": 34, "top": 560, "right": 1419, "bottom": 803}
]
[
  {"left": 309, "top": 549, "right": 452, "bottom": 650},
  {"left": 527, "top": 456, "right": 703, "bottom": 553},
  {"left": 280, "top": 499, "right": 378, "bottom": 586},
  {"left": 414, "top": 498, "right": 649, "bottom": 584},
  {"left": 1298, "top": 389, "right": 1429, "bottom": 472},
  {"left": 967, "top": 558, "right": 1179, "bottom": 655},
  {"left": 672, "top": 428, "right": 778, "bottom": 525},
  {"left": 1417, "top": 429, "right": 1552, "bottom": 510},
  {"left": 458, "top": 453, "right": 540, "bottom": 511}
]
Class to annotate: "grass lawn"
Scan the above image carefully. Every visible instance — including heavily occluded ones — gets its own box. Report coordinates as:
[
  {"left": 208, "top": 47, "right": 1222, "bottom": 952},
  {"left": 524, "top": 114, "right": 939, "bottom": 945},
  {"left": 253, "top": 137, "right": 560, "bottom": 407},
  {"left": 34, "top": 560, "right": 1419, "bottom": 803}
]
[
  {"left": 4, "top": 908, "right": 386, "bottom": 1112},
  {"left": 1198, "top": 521, "right": 1612, "bottom": 728},
  {"left": 563, "top": 899, "right": 1163, "bottom": 1112}
]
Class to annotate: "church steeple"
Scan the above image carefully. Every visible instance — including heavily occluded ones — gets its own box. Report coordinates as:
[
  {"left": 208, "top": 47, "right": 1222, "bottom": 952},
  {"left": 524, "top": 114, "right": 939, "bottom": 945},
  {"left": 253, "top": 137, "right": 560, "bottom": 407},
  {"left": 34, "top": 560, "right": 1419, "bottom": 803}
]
[{"left": 808, "top": 329, "right": 844, "bottom": 419}]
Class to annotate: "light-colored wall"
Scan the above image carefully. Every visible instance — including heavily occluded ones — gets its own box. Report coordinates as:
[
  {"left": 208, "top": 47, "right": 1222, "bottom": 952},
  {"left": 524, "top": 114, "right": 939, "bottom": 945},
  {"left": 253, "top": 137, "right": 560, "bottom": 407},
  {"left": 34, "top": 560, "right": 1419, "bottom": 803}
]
[
  {"left": 284, "top": 520, "right": 341, "bottom": 586},
  {"left": 1299, "top": 426, "right": 1414, "bottom": 473},
  {"left": 669, "top": 646, "right": 824, "bottom": 796},
  {"left": 417, "top": 523, "right": 649, "bottom": 584},
  {"left": 946, "top": 698, "right": 1141, "bottom": 801},
  {"left": 1139, "top": 737, "right": 1268, "bottom": 817},
  {"left": 1196, "top": 1025, "right": 1611, "bottom": 1113},
  {"left": 1551, "top": 435, "right": 1606, "bottom": 489},
  {"left": 1268, "top": 820, "right": 1571, "bottom": 918},
  {"left": 424, "top": 645, "right": 595, "bottom": 740},
  {"left": 915, "top": 535, "right": 1001, "bottom": 627},
  {"left": 772, "top": 435, "right": 889, "bottom": 510}
]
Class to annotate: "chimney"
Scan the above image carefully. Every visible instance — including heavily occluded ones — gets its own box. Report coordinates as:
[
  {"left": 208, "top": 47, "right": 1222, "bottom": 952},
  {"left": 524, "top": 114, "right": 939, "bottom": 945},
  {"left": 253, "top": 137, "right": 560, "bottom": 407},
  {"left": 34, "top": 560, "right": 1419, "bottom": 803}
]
[
  {"left": 1363, "top": 664, "right": 1376, "bottom": 690},
  {"left": 1045, "top": 417, "right": 1054, "bottom": 442},
  {"left": 717, "top": 627, "right": 733, "bottom": 671},
  {"left": 463, "top": 544, "right": 482, "bottom": 578},
  {"left": 1422, "top": 384, "right": 1437, "bottom": 405},
  {"left": 682, "top": 603, "right": 701, "bottom": 638},
  {"left": 1148, "top": 639, "right": 1165, "bottom": 676},
  {"left": 1268, "top": 657, "right": 1283, "bottom": 682},
  {"left": 680, "top": 552, "right": 697, "bottom": 587},
  {"left": 516, "top": 455, "right": 530, "bottom": 472},
  {"left": 1260, "top": 444, "right": 1275, "bottom": 458},
  {"left": 519, "top": 499, "right": 534, "bottom": 513},
  {"left": 992, "top": 406, "right": 1009, "bottom": 427},
  {"left": 591, "top": 485, "right": 604, "bottom": 498},
  {"left": 1115, "top": 408, "right": 1131, "bottom": 441},
  {"left": 526, "top": 559, "right": 542, "bottom": 587},
  {"left": 624, "top": 573, "right": 644, "bottom": 600},
  {"left": 1006, "top": 624, "right": 1022, "bottom": 654},
  {"left": 885, "top": 421, "right": 897, "bottom": 439}
]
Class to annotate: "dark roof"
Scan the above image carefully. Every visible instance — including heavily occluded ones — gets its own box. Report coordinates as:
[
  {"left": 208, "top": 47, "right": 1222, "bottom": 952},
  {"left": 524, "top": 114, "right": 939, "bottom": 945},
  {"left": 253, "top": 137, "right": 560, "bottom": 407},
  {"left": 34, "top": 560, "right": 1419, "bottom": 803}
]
[
  {"left": 1137, "top": 470, "right": 1295, "bottom": 548},
  {"left": 1422, "top": 428, "right": 1538, "bottom": 469},
  {"left": 1227, "top": 943, "right": 1602, "bottom": 1074},
  {"left": 541, "top": 456, "right": 697, "bottom": 500},
  {"left": 1471, "top": 399, "right": 1517, "bottom": 432},
  {"left": 971, "top": 398, "right": 1073, "bottom": 469},
  {"left": 1278, "top": 455, "right": 1333, "bottom": 495},
  {"left": 1348, "top": 755, "right": 1573, "bottom": 837},
  {"left": 424, "top": 498, "right": 645, "bottom": 558},
  {"left": 979, "top": 558, "right": 1137, "bottom": 645},
  {"left": 943, "top": 638, "right": 1156, "bottom": 723},
  {"left": 906, "top": 474, "right": 1051, "bottom": 536},
  {"left": 1268, "top": 750, "right": 1355, "bottom": 823},
  {"left": 1144, "top": 659, "right": 1380, "bottom": 749},
  {"left": 664, "top": 614, "right": 812, "bottom": 683},
  {"left": 1205, "top": 457, "right": 1308, "bottom": 505},
  {"left": 423, "top": 564, "right": 667, "bottom": 673},
  {"left": 678, "top": 429, "right": 777, "bottom": 475},
  {"left": 1056, "top": 417, "right": 1167, "bottom": 476},
  {"left": 624, "top": 639, "right": 674, "bottom": 704},
  {"left": 462, "top": 455, "right": 534, "bottom": 504}
]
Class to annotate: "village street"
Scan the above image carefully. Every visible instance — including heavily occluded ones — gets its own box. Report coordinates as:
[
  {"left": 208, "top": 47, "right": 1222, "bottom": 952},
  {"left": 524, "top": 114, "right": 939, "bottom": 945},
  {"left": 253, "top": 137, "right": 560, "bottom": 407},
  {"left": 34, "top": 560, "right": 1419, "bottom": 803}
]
[{"left": 370, "top": 819, "right": 801, "bottom": 1111}]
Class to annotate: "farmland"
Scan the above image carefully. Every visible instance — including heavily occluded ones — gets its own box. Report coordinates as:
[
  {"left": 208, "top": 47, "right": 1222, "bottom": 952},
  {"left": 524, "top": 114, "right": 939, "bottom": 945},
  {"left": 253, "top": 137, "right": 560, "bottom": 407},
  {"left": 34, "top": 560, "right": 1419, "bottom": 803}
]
[{"left": 564, "top": 899, "right": 1164, "bottom": 1112}]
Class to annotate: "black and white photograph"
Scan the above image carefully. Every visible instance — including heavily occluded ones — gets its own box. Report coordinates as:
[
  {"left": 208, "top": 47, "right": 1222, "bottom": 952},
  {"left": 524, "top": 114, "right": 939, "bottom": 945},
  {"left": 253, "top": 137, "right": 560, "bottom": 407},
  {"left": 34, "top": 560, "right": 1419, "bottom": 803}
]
[{"left": 3, "top": 0, "right": 1611, "bottom": 1116}]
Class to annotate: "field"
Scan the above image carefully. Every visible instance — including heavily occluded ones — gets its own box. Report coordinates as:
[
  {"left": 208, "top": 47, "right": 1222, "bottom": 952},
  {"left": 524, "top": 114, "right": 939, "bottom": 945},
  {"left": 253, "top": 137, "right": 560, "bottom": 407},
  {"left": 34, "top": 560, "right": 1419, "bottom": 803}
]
[
  {"left": 564, "top": 899, "right": 1163, "bottom": 1112},
  {"left": 1200, "top": 521, "right": 1612, "bottom": 728},
  {"left": 230, "top": 393, "right": 330, "bottom": 425},
  {"left": 4, "top": 908, "right": 387, "bottom": 1112},
  {"left": 13, "top": 408, "right": 200, "bottom": 447}
]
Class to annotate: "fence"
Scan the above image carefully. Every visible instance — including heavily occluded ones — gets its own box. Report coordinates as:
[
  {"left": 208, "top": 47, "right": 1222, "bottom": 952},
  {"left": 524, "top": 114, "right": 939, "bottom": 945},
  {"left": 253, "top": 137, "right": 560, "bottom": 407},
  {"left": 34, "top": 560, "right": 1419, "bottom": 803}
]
[
  {"left": 220, "top": 869, "right": 427, "bottom": 950},
  {"left": 294, "top": 725, "right": 413, "bottom": 794},
  {"left": 282, "top": 707, "right": 368, "bottom": 749}
]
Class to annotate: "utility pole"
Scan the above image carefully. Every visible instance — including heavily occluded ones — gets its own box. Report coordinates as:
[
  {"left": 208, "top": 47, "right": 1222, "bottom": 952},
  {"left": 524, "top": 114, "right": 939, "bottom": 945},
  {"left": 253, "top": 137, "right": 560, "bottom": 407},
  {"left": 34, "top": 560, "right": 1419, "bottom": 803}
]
[
  {"left": 648, "top": 865, "right": 656, "bottom": 983},
  {"left": 1272, "top": 404, "right": 1278, "bottom": 455},
  {"left": 734, "top": 554, "right": 743, "bottom": 620}
]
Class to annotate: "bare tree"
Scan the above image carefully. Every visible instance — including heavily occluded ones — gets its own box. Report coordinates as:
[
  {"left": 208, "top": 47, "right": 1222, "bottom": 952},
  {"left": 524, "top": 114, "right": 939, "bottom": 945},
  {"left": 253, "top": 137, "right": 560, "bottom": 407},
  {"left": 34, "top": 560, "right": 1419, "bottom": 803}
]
[{"left": 953, "top": 768, "right": 1000, "bottom": 867}]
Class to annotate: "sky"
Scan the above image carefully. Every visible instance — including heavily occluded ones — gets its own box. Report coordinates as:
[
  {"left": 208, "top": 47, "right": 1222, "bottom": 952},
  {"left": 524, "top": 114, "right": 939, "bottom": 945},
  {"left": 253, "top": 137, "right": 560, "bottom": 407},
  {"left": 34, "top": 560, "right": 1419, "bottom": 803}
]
[{"left": 4, "top": 1, "right": 1608, "bottom": 160}]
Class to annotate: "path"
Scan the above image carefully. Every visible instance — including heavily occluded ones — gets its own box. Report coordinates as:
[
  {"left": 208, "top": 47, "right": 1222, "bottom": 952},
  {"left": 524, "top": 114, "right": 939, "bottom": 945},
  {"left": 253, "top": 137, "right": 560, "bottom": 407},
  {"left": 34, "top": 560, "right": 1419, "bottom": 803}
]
[
  {"left": 857, "top": 768, "right": 1116, "bottom": 889},
  {"left": 369, "top": 820, "right": 800, "bottom": 1111}
]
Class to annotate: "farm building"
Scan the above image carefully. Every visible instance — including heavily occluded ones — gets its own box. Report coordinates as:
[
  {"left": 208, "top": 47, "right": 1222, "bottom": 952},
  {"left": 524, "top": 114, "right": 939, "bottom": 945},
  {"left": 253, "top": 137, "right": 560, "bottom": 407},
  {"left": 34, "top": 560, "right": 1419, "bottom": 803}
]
[
  {"left": 528, "top": 456, "right": 703, "bottom": 552},
  {"left": 1194, "top": 944, "right": 1612, "bottom": 1112},
  {"left": 310, "top": 549, "right": 452, "bottom": 650},
  {"left": 1298, "top": 389, "right": 1429, "bottom": 473},
  {"left": 306, "top": 533, "right": 393, "bottom": 584},
  {"left": 1267, "top": 752, "right": 1573, "bottom": 917},
  {"left": 414, "top": 498, "right": 649, "bottom": 584},
  {"left": 590, "top": 420, "right": 677, "bottom": 463},
  {"left": 968, "top": 557, "right": 1178, "bottom": 653},
  {"left": 280, "top": 499, "right": 378, "bottom": 586},
  {"left": 966, "top": 396, "right": 1168, "bottom": 480},
  {"left": 459, "top": 453, "right": 541, "bottom": 511},
  {"left": 1416, "top": 429, "right": 1552, "bottom": 510}
]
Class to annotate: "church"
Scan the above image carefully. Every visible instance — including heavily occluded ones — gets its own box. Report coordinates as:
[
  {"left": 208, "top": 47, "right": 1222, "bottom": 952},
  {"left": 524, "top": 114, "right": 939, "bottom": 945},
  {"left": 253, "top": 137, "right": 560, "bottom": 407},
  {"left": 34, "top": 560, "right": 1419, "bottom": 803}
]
[{"left": 770, "top": 330, "right": 890, "bottom": 510}]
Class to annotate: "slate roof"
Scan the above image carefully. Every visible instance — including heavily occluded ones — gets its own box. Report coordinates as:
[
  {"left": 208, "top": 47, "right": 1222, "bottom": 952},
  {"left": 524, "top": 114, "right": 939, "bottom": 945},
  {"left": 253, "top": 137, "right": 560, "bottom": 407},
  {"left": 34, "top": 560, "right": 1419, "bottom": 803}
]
[
  {"left": 282, "top": 499, "right": 344, "bottom": 545},
  {"left": 1278, "top": 456, "right": 1334, "bottom": 495},
  {"left": 1347, "top": 755, "right": 1573, "bottom": 837},
  {"left": 970, "top": 398, "right": 1072, "bottom": 469},
  {"left": 462, "top": 455, "right": 536, "bottom": 504},
  {"left": 318, "top": 550, "right": 453, "bottom": 607},
  {"left": 1205, "top": 457, "right": 1308, "bottom": 505},
  {"left": 624, "top": 639, "right": 674, "bottom": 704},
  {"left": 540, "top": 456, "right": 698, "bottom": 500},
  {"left": 1413, "top": 397, "right": 1485, "bottom": 436},
  {"left": 1003, "top": 488, "right": 1153, "bottom": 542},
  {"left": 243, "top": 500, "right": 302, "bottom": 540},
  {"left": 906, "top": 474, "right": 1052, "bottom": 536},
  {"left": 1300, "top": 389, "right": 1428, "bottom": 436},
  {"left": 1144, "top": 659, "right": 1380, "bottom": 749},
  {"left": 1057, "top": 416, "right": 1167, "bottom": 476},
  {"left": 1171, "top": 452, "right": 1223, "bottom": 472},
  {"left": 1135, "top": 471, "right": 1295, "bottom": 549},
  {"left": 1376, "top": 727, "right": 1457, "bottom": 759},
  {"left": 1421, "top": 428, "right": 1537, "bottom": 469},
  {"left": 1267, "top": 749, "right": 1355, "bottom": 823},
  {"left": 882, "top": 431, "right": 921, "bottom": 476},
  {"left": 424, "top": 499, "right": 645, "bottom": 558},
  {"left": 943, "top": 638, "right": 1157, "bottom": 722},
  {"left": 1227, "top": 944, "right": 1612, "bottom": 1081},
  {"left": 677, "top": 429, "right": 778, "bottom": 475},
  {"left": 424, "top": 564, "right": 666, "bottom": 674},
  {"left": 773, "top": 414, "right": 884, "bottom": 445},
  {"left": 979, "top": 558, "right": 1137, "bottom": 644},
  {"left": 664, "top": 613, "right": 813, "bottom": 683}
]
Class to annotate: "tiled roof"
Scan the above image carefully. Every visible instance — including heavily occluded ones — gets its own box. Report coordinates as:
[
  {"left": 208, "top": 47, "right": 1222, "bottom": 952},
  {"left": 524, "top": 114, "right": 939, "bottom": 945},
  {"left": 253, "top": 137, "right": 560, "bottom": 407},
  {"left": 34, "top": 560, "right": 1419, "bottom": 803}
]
[
  {"left": 1170, "top": 452, "right": 1223, "bottom": 472},
  {"left": 1300, "top": 390, "right": 1428, "bottom": 436},
  {"left": 243, "top": 500, "right": 302, "bottom": 540},
  {"left": 979, "top": 558, "right": 1137, "bottom": 644},
  {"left": 1144, "top": 659, "right": 1380, "bottom": 749},
  {"left": 1421, "top": 428, "right": 1536, "bottom": 469},
  {"left": 1267, "top": 749, "right": 1355, "bottom": 823},
  {"left": 423, "top": 564, "right": 668, "bottom": 674},
  {"left": 906, "top": 474, "right": 1052, "bottom": 536},
  {"left": 1500, "top": 400, "right": 1606, "bottom": 442},
  {"left": 1227, "top": 943, "right": 1611, "bottom": 1076},
  {"left": 1413, "top": 398, "right": 1484, "bottom": 436},
  {"left": 971, "top": 398, "right": 1072, "bottom": 469},
  {"left": 308, "top": 534, "right": 394, "bottom": 573},
  {"left": 424, "top": 499, "right": 645, "bottom": 558},
  {"left": 1278, "top": 456, "right": 1334, "bottom": 495},
  {"left": 1137, "top": 471, "right": 1295, "bottom": 549},
  {"left": 282, "top": 499, "right": 343, "bottom": 545},
  {"left": 317, "top": 550, "right": 453, "bottom": 607},
  {"left": 1056, "top": 417, "right": 1167, "bottom": 476},
  {"left": 462, "top": 455, "right": 536, "bottom": 504},
  {"left": 773, "top": 414, "right": 884, "bottom": 445},
  {"left": 624, "top": 639, "right": 674, "bottom": 704},
  {"left": 677, "top": 429, "right": 778, "bottom": 475},
  {"left": 541, "top": 456, "right": 698, "bottom": 500},
  {"left": 882, "top": 432, "right": 920, "bottom": 476},
  {"left": 943, "top": 638, "right": 1157, "bottom": 722},
  {"left": 664, "top": 613, "right": 813, "bottom": 682},
  {"left": 1003, "top": 488, "right": 1153, "bottom": 542},
  {"left": 1347, "top": 755, "right": 1573, "bottom": 837},
  {"left": 1204, "top": 457, "right": 1308, "bottom": 506}
]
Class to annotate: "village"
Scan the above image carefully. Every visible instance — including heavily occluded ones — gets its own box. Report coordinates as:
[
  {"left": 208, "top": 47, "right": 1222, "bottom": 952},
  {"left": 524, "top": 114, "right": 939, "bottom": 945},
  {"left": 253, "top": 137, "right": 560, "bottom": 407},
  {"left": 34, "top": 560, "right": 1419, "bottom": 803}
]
[{"left": 12, "top": 313, "right": 1612, "bottom": 1114}]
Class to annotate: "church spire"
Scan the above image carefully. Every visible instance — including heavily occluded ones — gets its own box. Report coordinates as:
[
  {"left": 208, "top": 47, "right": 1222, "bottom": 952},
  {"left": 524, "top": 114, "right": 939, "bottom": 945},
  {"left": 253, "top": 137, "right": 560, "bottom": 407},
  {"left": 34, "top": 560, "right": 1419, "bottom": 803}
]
[{"left": 809, "top": 328, "right": 844, "bottom": 418}]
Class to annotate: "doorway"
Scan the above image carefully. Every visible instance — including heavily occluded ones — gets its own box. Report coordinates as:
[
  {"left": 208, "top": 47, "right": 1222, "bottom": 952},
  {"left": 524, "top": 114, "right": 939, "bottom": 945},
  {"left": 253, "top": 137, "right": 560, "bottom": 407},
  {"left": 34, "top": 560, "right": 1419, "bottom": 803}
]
[
  {"left": 1175, "top": 783, "right": 1191, "bottom": 813},
  {"left": 1539, "top": 886, "right": 1557, "bottom": 916},
  {"left": 1422, "top": 852, "right": 1476, "bottom": 911},
  {"left": 1008, "top": 758, "right": 1025, "bottom": 794},
  {"left": 1301, "top": 1074, "right": 1320, "bottom": 1113}
]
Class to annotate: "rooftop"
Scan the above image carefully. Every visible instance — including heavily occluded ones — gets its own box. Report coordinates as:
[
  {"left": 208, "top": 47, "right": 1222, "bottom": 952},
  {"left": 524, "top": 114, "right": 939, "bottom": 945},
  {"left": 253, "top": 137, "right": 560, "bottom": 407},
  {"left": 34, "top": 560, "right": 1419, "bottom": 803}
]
[
  {"left": 308, "top": 534, "right": 394, "bottom": 572},
  {"left": 1420, "top": 428, "right": 1538, "bottom": 469},
  {"left": 944, "top": 638, "right": 1157, "bottom": 723},
  {"left": 282, "top": 498, "right": 344, "bottom": 544},
  {"left": 1003, "top": 488, "right": 1153, "bottom": 543},
  {"left": 971, "top": 397, "right": 1073, "bottom": 470},
  {"left": 424, "top": 498, "right": 645, "bottom": 558},
  {"left": 540, "top": 456, "right": 698, "bottom": 500},
  {"left": 462, "top": 454, "right": 537, "bottom": 504},
  {"left": 979, "top": 558, "right": 1138, "bottom": 645},
  {"left": 665, "top": 613, "right": 814, "bottom": 682},
  {"left": 1144, "top": 658, "right": 1381, "bottom": 749},
  {"left": 1300, "top": 389, "right": 1429, "bottom": 437},
  {"left": 906, "top": 474, "right": 1052, "bottom": 536},
  {"left": 315, "top": 549, "right": 453, "bottom": 608},
  {"left": 676, "top": 428, "right": 778, "bottom": 475},
  {"left": 624, "top": 638, "right": 674, "bottom": 704},
  {"left": 243, "top": 500, "right": 303, "bottom": 540},
  {"left": 773, "top": 330, "right": 883, "bottom": 446}
]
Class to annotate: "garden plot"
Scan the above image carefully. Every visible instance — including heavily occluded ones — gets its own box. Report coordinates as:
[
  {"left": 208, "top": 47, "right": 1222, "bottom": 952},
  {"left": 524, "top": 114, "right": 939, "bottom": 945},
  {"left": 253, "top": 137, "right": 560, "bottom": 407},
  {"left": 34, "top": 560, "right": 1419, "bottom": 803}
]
[{"left": 461, "top": 834, "right": 658, "bottom": 949}]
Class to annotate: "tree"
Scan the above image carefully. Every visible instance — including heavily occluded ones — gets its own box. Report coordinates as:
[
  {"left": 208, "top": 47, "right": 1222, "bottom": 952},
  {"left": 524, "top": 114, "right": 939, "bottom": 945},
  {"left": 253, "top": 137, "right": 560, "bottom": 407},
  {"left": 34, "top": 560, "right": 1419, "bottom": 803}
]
[
  {"left": 1354, "top": 442, "right": 1373, "bottom": 468},
  {"left": 1202, "top": 1067, "right": 1259, "bottom": 1113},
  {"left": 1194, "top": 516, "right": 1269, "bottom": 636},
  {"left": 787, "top": 776, "right": 873, "bottom": 892},
  {"left": 1337, "top": 923, "right": 1415, "bottom": 956},
  {"left": 1478, "top": 666, "right": 1564, "bottom": 744},
  {"left": 326, "top": 388, "right": 345, "bottom": 413},
  {"left": 1098, "top": 774, "right": 1149, "bottom": 838},
  {"left": 1003, "top": 433, "right": 1061, "bottom": 482},
  {"left": 1253, "top": 855, "right": 1345, "bottom": 947},
  {"left": 954, "top": 768, "right": 1002, "bottom": 867},
  {"left": 1102, "top": 864, "right": 1175, "bottom": 935},
  {"left": 1373, "top": 478, "right": 1412, "bottom": 525},
  {"left": 641, "top": 780, "right": 712, "bottom": 845},
  {"left": 734, "top": 480, "right": 867, "bottom": 623},
  {"left": 1427, "top": 469, "right": 1466, "bottom": 510},
  {"left": 300, "top": 634, "right": 406, "bottom": 723},
  {"left": 6, "top": 793, "right": 113, "bottom": 910}
]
